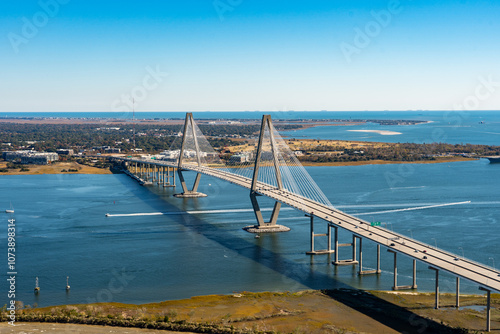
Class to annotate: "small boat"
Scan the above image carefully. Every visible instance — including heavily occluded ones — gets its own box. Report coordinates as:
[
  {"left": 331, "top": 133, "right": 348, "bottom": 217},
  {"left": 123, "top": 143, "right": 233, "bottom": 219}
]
[
  {"left": 5, "top": 202, "right": 14, "bottom": 213},
  {"left": 486, "top": 156, "right": 500, "bottom": 163},
  {"left": 34, "top": 277, "right": 40, "bottom": 294},
  {"left": 105, "top": 213, "right": 110, "bottom": 217}
]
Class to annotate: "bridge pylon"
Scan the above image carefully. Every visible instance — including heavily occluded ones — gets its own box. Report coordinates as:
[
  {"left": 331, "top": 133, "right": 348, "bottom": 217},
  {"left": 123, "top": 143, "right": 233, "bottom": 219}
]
[
  {"left": 174, "top": 113, "right": 207, "bottom": 198},
  {"left": 244, "top": 115, "right": 290, "bottom": 233}
]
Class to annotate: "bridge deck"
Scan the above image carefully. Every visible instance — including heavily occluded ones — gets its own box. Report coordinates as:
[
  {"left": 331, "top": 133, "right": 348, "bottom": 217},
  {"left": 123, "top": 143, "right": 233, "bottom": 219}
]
[{"left": 118, "top": 158, "right": 500, "bottom": 293}]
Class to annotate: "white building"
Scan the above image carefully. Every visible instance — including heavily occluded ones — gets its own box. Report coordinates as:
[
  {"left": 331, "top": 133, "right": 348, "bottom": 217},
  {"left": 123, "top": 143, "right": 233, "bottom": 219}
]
[{"left": 2, "top": 151, "right": 59, "bottom": 165}]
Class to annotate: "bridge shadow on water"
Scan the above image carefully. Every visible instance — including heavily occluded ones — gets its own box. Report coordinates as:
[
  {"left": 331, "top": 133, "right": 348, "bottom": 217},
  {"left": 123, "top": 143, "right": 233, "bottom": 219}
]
[{"left": 117, "top": 175, "right": 466, "bottom": 334}]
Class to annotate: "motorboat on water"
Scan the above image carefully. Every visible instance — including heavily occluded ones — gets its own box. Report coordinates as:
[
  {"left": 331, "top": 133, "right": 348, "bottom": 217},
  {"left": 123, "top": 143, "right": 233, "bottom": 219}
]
[
  {"left": 5, "top": 202, "right": 14, "bottom": 213},
  {"left": 486, "top": 156, "right": 500, "bottom": 163}
]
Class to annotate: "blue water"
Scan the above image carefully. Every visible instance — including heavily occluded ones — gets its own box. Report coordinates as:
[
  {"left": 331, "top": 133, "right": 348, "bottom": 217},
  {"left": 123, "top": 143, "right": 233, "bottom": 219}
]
[
  {"left": 4, "top": 110, "right": 500, "bottom": 145},
  {"left": 1, "top": 159, "right": 499, "bottom": 307},
  {"left": 280, "top": 110, "right": 500, "bottom": 145}
]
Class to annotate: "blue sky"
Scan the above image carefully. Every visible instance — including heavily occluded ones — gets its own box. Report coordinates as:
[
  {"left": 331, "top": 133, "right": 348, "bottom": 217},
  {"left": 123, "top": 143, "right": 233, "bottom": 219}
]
[{"left": 1, "top": 0, "right": 499, "bottom": 112}]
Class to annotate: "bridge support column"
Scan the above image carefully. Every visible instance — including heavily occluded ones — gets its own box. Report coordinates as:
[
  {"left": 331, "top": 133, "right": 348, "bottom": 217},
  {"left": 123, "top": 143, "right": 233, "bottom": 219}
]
[
  {"left": 306, "top": 214, "right": 334, "bottom": 255},
  {"left": 162, "top": 166, "right": 175, "bottom": 187},
  {"left": 377, "top": 244, "right": 381, "bottom": 273},
  {"left": 148, "top": 164, "right": 153, "bottom": 183},
  {"left": 359, "top": 240, "right": 382, "bottom": 275},
  {"left": 479, "top": 287, "right": 491, "bottom": 332},
  {"left": 412, "top": 259, "right": 417, "bottom": 289},
  {"left": 244, "top": 192, "right": 289, "bottom": 233},
  {"left": 161, "top": 166, "right": 165, "bottom": 185},
  {"left": 388, "top": 250, "right": 417, "bottom": 290},
  {"left": 172, "top": 168, "right": 176, "bottom": 187},
  {"left": 392, "top": 251, "right": 398, "bottom": 289},
  {"left": 456, "top": 277, "right": 460, "bottom": 308},
  {"left": 332, "top": 226, "right": 359, "bottom": 266},
  {"left": 174, "top": 169, "right": 206, "bottom": 197},
  {"left": 429, "top": 266, "right": 439, "bottom": 309},
  {"left": 158, "top": 166, "right": 162, "bottom": 185}
]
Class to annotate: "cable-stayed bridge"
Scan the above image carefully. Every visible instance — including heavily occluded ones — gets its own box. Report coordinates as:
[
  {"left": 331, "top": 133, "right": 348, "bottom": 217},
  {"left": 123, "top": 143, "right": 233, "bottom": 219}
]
[{"left": 113, "top": 113, "right": 500, "bottom": 331}]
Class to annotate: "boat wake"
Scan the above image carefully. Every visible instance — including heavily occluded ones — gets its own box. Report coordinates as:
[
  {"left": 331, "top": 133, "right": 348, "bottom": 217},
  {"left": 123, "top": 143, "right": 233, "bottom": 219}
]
[
  {"left": 105, "top": 207, "right": 294, "bottom": 217},
  {"left": 106, "top": 201, "right": 476, "bottom": 218},
  {"left": 354, "top": 201, "right": 471, "bottom": 216}
]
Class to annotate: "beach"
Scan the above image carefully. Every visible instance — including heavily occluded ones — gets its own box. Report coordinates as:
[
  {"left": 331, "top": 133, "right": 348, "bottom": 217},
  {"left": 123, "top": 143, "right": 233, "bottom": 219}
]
[{"left": 348, "top": 129, "right": 403, "bottom": 135}]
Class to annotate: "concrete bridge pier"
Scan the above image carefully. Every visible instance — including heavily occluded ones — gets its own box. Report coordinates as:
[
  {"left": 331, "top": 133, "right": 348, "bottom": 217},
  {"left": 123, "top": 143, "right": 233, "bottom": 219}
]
[
  {"left": 331, "top": 226, "right": 359, "bottom": 266},
  {"left": 144, "top": 164, "right": 149, "bottom": 181},
  {"left": 429, "top": 266, "right": 440, "bottom": 309},
  {"left": 243, "top": 192, "right": 289, "bottom": 233},
  {"left": 305, "top": 214, "right": 334, "bottom": 255},
  {"left": 123, "top": 161, "right": 174, "bottom": 187},
  {"left": 157, "top": 165, "right": 162, "bottom": 185},
  {"left": 174, "top": 169, "right": 206, "bottom": 197},
  {"left": 137, "top": 163, "right": 152, "bottom": 185},
  {"left": 479, "top": 287, "right": 492, "bottom": 332},
  {"left": 163, "top": 166, "right": 176, "bottom": 187},
  {"left": 389, "top": 250, "right": 417, "bottom": 290},
  {"left": 358, "top": 242, "right": 382, "bottom": 275}
]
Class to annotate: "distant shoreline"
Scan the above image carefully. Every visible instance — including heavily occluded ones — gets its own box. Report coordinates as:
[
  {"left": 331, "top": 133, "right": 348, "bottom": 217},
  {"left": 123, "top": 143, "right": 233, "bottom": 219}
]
[
  {"left": 0, "top": 156, "right": 476, "bottom": 176},
  {"left": 300, "top": 156, "right": 476, "bottom": 166}
]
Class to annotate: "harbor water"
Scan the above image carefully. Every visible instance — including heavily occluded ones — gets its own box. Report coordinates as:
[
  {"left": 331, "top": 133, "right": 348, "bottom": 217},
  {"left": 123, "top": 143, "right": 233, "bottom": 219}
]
[{"left": 1, "top": 158, "right": 499, "bottom": 307}]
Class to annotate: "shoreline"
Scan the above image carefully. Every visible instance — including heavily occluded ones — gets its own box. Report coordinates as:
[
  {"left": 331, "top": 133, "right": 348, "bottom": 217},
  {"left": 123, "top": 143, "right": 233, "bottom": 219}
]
[
  {"left": 3, "top": 289, "right": 498, "bottom": 333},
  {"left": 0, "top": 157, "right": 476, "bottom": 176},
  {"left": 300, "top": 156, "right": 476, "bottom": 166}
]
